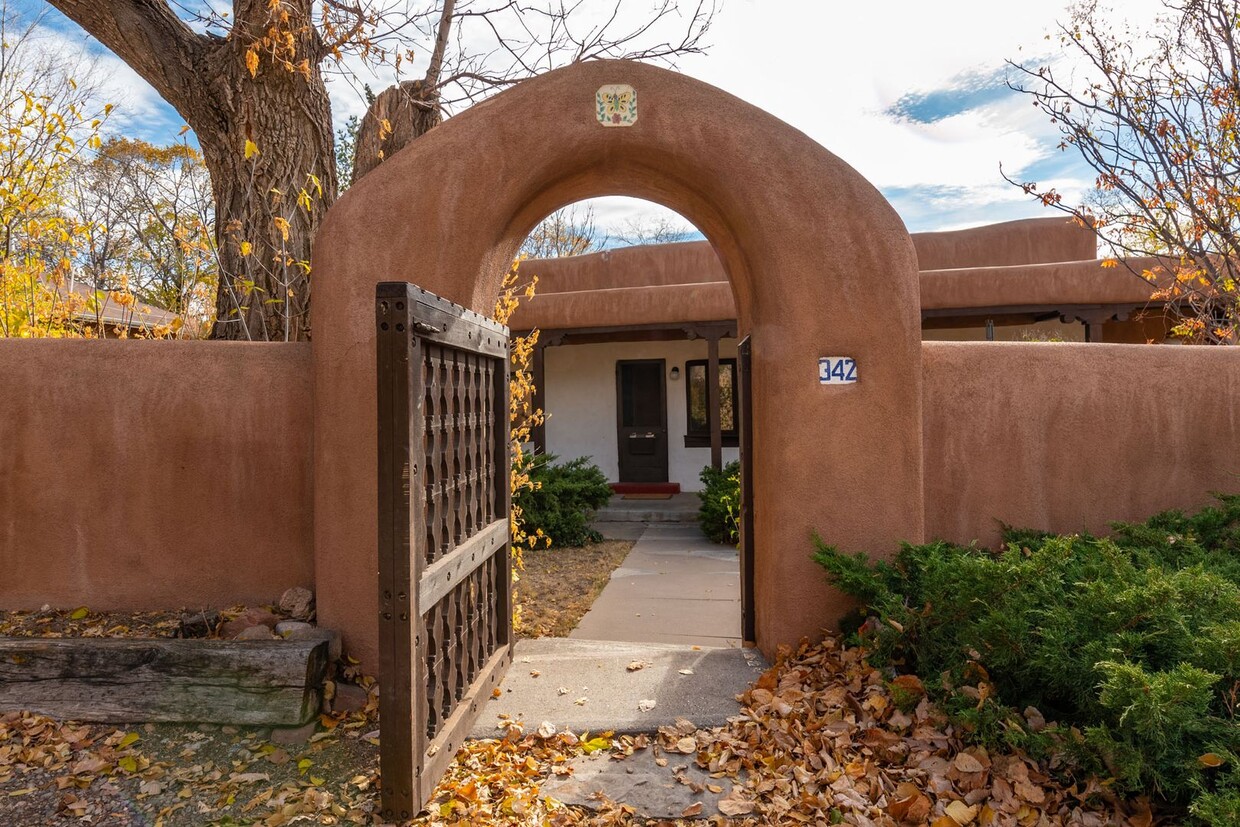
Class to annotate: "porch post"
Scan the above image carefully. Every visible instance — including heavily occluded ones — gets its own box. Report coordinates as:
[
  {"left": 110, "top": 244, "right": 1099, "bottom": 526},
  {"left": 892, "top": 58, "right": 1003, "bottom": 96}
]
[
  {"left": 531, "top": 340, "right": 547, "bottom": 455},
  {"left": 707, "top": 333, "right": 722, "bottom": 471}
]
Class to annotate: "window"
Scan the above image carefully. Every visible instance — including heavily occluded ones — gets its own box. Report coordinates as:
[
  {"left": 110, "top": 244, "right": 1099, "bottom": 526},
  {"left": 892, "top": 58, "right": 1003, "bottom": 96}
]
[{"left": 684, "top": 358, "right": 739, "bottom": 447}]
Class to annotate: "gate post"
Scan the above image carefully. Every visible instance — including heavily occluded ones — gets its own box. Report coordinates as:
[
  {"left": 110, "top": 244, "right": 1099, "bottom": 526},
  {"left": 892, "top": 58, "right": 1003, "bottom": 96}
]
[{"left": 375, "top": 286, "right": 427, "bottom": 820}]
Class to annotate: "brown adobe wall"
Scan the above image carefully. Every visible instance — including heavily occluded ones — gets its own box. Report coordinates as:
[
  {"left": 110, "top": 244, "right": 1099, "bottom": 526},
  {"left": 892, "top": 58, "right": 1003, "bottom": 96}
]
[
  {"left": 912, "top": 217, "right": 1097, "bottom": 271},
  {"left": 922, "top": 341, "right": 1240, "bottom": 546},
  {"left": 519, "top": 216, "right": 1099, "bottom": 297},
  {"left": 0, "top": 341, "right": 313, "bottom": 610},
  {"left": 919, "top": 257, "right": 1160, "bottom": 310},
  {"left": 312, "top": 59, "right": 926, "bottom": 669},
  {"left": 523, "top": 240, "right": 723, "bottom": 295}
]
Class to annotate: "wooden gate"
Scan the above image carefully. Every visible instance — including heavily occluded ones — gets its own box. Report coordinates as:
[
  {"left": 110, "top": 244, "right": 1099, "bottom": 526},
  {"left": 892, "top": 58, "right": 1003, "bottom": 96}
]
[{"left": 375, "top": 283, "right": 513, "bottom": 820}]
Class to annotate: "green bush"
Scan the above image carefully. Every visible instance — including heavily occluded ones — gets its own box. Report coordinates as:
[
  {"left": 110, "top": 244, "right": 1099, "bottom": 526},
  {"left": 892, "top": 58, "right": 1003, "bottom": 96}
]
[
  {"left": 698, "top": 461, "right": 741, "bottom": 545},
  {"left": 514, "top": 455, "right": 612, "bottom": 548},
  {"left": 813, "top": 496, "right": 1240, "bottom": 822}
]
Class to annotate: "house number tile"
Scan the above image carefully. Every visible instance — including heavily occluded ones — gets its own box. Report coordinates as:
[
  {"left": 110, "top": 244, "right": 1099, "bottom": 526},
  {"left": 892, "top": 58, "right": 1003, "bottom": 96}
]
[{"left": 819, "top": 357, "right": 857, "bottom": 384}]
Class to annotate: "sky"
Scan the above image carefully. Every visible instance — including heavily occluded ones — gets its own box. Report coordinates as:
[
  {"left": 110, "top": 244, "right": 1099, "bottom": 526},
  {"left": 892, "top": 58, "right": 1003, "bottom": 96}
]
[{"left": 13, "top": 0, "right": 1166, "bottom": 239}]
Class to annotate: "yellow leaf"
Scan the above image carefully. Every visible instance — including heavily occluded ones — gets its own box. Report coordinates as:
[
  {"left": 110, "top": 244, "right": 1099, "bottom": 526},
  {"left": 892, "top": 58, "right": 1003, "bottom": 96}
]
[
  {"left": 178, "top": 124, "right": 190, "bottom": 136},
  {"left": 239, "top": 240, "right": 253, "bottom": 256},
  {"left": 118, "top": 732, "right": 140, "bottom": 748},
  {"left": 272, "top": 216, "right": 289, "bottom": 241},
  {"left": 1101, "top": 258, "right": 1119, "bottom": 269},
  {"left": 117, "top": 756, "right": 138, "bottom": 773},
  {"left": 70, "top": 607, "right": 89, "bottom": 620},
  {"left": 244, "top": 139, "right": 259, "bottom": 159},
  {"left": 245, "top": 48, "right": 259, "bottom": 78}
]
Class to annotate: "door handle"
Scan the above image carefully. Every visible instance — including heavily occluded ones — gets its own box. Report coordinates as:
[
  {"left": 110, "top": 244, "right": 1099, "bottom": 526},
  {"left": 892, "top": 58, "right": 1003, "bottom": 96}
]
[{"left": 628, "top": 432, "right": 656, "bottom": 439}]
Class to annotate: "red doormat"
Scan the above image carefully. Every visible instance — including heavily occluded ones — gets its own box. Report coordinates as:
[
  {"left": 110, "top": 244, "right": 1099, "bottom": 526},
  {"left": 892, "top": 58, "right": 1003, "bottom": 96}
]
[
  {"left": 622, "top": 493, "right": 674, "bottom": 500},
  {"left": 609, "top": 482, "right": 681, "bottom": 495}
]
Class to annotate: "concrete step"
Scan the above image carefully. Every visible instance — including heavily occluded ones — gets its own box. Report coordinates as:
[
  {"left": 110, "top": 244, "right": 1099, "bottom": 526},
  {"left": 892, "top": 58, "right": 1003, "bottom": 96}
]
[
  {"left": 593, "top": 492, "right": 701, "bottom": 524},
  {"left": 593, "top": 508, "right": 698, "bottom": 523}
]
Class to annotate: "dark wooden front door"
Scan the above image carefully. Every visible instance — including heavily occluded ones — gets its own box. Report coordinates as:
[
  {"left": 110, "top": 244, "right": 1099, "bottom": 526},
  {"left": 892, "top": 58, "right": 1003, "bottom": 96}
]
[{"left": 616, "top": 360, "right": 668, "bottom": 483}]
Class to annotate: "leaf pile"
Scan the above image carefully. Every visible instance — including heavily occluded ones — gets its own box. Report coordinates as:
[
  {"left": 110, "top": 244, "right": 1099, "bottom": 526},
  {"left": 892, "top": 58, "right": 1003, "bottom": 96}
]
[
  {"left": 0, "top": 607, "right": 183, "bottom": 638},
  {"left": 680, "top": 637, "right": 1150, "bottom": 826},
  {"left": 2, "top": 626, "right": 1155, "bottom": 824}
]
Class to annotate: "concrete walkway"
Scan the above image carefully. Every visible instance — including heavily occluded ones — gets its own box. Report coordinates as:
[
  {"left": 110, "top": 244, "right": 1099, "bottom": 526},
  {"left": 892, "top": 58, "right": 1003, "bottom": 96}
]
[
  {"left": 469, "top": 523, "right": 763, "bottom": 741},
  {"left": 572, "top": 523, "right": 742, "bottom": 648},
  {"left": 468, "top": 638, "right": 766, "bottom": 738}
]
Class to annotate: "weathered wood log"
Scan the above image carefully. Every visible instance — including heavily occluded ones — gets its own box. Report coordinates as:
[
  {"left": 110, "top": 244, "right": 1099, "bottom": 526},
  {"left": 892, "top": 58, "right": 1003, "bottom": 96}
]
[{"left": 0, "top": 637, "right": 328, "bottom": 725}]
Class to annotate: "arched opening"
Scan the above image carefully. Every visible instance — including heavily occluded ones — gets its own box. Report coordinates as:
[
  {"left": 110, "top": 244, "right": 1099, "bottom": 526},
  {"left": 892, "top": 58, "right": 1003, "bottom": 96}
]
[
  {"left": 512, "top": 197, "right": 746, "bottom": 647},
  {"left": 311, "top": 59, "right": 925, "bottom": 672}
]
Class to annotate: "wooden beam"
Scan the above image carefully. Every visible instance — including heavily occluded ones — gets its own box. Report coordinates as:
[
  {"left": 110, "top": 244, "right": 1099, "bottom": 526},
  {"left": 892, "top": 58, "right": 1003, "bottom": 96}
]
[
  {"left": 0, "top": 637, "right": 328, "bottom": 725},
  {"left": 513, "top": 322, "right": 737, "bottom": 347},
  {"left": 738, "top": 337, "right": 756, "bottom": 644},
  {"left": 418, "top": 519, "right": 508, "bottom": 609},
  {"left": 707, "top": 334, "right": 722, "bottom": 471}
]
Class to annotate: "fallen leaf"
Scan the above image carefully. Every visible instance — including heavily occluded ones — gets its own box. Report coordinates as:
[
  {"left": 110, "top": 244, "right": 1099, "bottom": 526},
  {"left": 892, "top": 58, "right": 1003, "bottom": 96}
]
[
  {"left": 1200, "top": 752, "right": 1226, "bottom": 767},
  {"left": 954, "top": 752, "right": 985, "bottom": 773},
  {"left": 945, "top": 800, "right": 979, "bottom": 825},
  {"left": 718, "top": 787, "right": 755, "bottom": 816}
]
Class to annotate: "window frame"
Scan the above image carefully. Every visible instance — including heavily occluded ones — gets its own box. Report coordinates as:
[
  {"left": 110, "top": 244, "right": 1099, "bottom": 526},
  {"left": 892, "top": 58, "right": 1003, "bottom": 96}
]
[{"left": 683, "top": 357, "right": 740, "bottom": 448}]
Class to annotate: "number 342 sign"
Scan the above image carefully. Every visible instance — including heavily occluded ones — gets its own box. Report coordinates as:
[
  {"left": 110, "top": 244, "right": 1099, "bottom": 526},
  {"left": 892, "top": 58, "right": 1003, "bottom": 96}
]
[{"left": 818, "top": 357, "right": 857, "bottom": 385}]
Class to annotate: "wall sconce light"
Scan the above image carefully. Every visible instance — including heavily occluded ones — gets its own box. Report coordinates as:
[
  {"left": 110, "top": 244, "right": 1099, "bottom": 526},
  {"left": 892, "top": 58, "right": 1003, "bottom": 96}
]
[{"left": 669, "top": 366, "right": 681, "bottom": 381}]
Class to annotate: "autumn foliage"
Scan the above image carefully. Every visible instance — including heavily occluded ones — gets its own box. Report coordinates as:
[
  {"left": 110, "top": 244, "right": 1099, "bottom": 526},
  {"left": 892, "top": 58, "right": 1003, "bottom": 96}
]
[{"left": 1009, "top": 0, "right": 1240, "bottom": 343}]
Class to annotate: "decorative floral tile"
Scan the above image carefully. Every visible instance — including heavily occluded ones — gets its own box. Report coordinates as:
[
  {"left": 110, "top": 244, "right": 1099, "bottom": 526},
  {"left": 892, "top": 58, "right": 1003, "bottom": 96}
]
[{"left": 596, "top": 84, "right": 637, "bottom": 127}]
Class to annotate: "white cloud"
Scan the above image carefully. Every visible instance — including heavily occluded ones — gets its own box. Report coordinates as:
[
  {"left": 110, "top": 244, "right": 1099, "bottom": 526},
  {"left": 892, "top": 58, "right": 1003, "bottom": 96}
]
[{"left": 25, "top": 0, "right": 1172, "bottom": 232}]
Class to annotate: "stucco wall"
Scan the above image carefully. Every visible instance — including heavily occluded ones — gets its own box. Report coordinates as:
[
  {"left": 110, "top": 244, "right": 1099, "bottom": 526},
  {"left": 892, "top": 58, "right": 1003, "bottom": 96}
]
[
  {"left": 922, "top": 342, "right": 1240, "bottom": 547},
  {"left": 543, "top": 339, "right": 740, "bottom": 490},
  {"left": 0, "top": 341, "right": 314, "bottom": 610}
]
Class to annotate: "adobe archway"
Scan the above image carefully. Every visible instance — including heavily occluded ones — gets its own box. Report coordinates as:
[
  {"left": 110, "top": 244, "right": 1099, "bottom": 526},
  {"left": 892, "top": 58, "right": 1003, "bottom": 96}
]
[{"left": 312, "top": 60, "right": 925, "bottom": 670}]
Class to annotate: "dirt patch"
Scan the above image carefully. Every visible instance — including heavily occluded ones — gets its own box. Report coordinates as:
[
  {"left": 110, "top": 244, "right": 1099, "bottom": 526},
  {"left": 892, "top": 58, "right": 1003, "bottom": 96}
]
[{"left": 514, "top": 540, "right": 633, "bottom": 639}]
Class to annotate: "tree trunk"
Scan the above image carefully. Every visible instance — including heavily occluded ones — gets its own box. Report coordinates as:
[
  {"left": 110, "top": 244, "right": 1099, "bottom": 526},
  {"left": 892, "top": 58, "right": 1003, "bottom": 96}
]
[
  {"left": 195, "top": 51, "right": 337, "bottom": 340},
  {"left": 46, "top": 0, "right": 338, "bottom": 342},
  {"left": 352, "top": 80, "right": 441, "bottom": 183}
]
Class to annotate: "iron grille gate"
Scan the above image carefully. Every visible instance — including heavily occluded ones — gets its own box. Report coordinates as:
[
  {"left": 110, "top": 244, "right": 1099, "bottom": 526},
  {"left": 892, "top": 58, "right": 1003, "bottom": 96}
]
[{"left": 376, "top": 283, "right": 513, "bottom": 820}]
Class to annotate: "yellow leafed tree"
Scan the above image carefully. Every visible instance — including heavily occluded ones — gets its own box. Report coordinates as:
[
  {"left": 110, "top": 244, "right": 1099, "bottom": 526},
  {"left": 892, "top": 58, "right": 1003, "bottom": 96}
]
[{"left": 0, "top": 32, "right": 108, "bottom": 337}]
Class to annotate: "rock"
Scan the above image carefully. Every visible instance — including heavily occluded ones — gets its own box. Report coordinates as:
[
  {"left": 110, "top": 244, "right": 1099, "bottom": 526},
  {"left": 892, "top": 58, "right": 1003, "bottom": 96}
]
[
  {"left": 275, "top": 621, "right": 313, "bottom": 637},
  {"left": 332, "top": 683, "right": 370, "bottom": 714},
  {"left": 178, "top": 609, "right": 221, "bottom": 639},
  {"left": 235, "top": 625, "right": 276, "bottom": 641},
  {"left": 279, "top": 587, "right": 315, "bottom": 621},
  {"left": 219, "top": 607, "right": 280, "bottom": 640},
  {"left": 286, "top": 627, "right": 342, "bottom": 663},
  {"left": 270, "top": 720, "right": 317, "bottom": 745}
]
